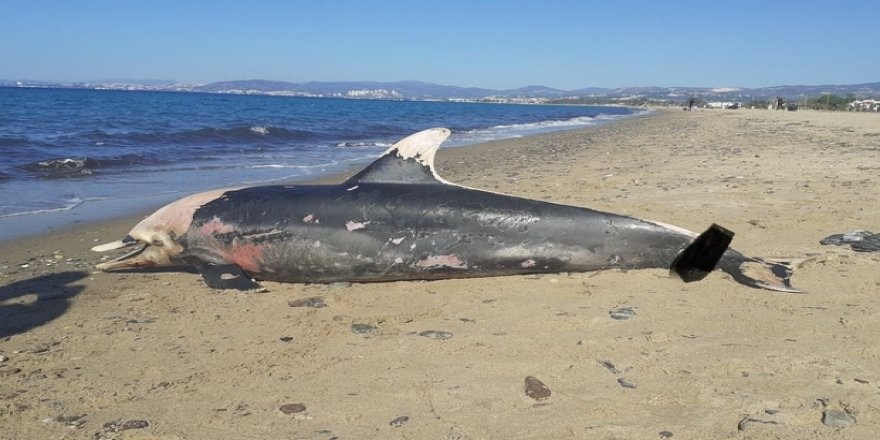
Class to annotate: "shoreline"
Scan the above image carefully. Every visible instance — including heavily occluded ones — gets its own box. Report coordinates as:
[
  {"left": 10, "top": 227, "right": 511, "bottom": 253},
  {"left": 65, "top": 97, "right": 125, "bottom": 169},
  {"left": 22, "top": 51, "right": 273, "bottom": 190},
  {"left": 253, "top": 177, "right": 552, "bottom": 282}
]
[{"left": 3, "top": 108, "right": 879, "bottom": 439}]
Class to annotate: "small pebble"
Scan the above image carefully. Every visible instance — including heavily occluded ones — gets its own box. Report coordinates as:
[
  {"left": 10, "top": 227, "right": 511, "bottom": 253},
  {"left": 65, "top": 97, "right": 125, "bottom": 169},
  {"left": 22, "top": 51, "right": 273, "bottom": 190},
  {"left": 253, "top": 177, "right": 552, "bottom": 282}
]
[
  {"left": 737, "top": 416, "right": 779, "bottom": 431},
  {"left": 418, "top": 330, "right": 453, "bottom": 340},
  {"left": 54, "top": 414, "right": 86, "bottom": 429},
  {"left": 609, "top": 307, "right": 636, "bottom": 320},
  {"left": 659, "top": 431, "right": 673, "bottom": 438},
  {"left": 524, "top": 376, "right": 551, "bottom": 401},
  {"left": 389, "top": 415, "right": 409, "bottom": 427},
  {"left": 279, "top": 336, "right": 294, "bottom": 342},
  {"left": 0, "top": 367, "right": 22, "bottom": 377},
  {"left": 288, "top": 296, "right": 327, "bottom": 308},
  {"left": 599, "top": 360, "right": 621, "bottom": 374},
  {"left": 120, "top": 420, "right": 149, "bottom": 430},
  {"left": 350, "top": 323, "right": 376, "bottom": 335},
  {"left": 822, "top": 409, "right": 855, "bottom": 428},
  {"left": 617, "top": 378, "right": 637, "bottom": 389},
  {"left": 279, "top": 403, "right": 307, "bottom": 414},
  {"left": 854, "top": 378, "right": 869, "bottom": 384}
]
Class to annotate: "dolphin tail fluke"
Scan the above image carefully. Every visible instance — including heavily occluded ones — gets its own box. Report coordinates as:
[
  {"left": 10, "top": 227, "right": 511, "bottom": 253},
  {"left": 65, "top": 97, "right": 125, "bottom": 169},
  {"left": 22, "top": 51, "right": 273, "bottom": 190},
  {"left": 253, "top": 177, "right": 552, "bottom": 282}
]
[
  {"left": 670, "top": 224, "right": 734, "bottom": 283},
  {"left": 718, "top": 254, "right": 802, "bottom": 293},
  {"left": 670, "top": 224, "right": 801, "bottom": 293}
]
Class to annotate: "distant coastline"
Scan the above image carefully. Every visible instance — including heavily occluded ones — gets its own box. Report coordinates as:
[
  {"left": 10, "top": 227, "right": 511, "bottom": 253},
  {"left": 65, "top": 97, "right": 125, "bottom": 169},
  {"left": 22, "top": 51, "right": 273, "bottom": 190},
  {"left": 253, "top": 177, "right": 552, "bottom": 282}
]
[{"left": 2, "top": 77, "right": 879, "bottom": 105}]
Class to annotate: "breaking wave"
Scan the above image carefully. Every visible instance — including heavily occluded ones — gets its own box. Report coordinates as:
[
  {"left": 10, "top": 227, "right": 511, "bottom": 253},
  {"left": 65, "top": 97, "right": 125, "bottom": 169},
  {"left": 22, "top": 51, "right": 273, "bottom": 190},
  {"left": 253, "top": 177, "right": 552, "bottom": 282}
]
[
  {"left": 447, "top": 114, "right": 605, "bottom": 146},
  {"left": 18, "top": 155, "right": 161, "bottom": 178},
  {"left": 0, "top": 195, "right": 84, "bottom": 218},
  {"left": 63, "top": 125, "right": 331, "bottom": 146}
]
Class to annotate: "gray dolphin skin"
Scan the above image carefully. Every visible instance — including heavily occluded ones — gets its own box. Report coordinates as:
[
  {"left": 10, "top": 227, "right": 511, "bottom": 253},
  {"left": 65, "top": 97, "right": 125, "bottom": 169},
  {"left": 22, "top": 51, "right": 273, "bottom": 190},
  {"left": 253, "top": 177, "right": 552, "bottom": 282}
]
[{"left": 92, "top": 128, "right": 799, "bottom": 292}]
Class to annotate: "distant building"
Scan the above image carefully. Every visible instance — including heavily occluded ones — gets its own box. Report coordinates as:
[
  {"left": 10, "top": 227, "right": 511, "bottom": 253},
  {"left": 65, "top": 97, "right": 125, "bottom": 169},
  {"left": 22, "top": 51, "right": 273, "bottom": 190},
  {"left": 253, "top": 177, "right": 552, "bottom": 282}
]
[
  {"left": 849, "top": 99, "right": 880, "bottom": 111},
  {"left": 704, "top": 101, "right": 741, "bottom": 109},
  {"left": 345, "top": 89, "right": 402, "bottom": 99}
]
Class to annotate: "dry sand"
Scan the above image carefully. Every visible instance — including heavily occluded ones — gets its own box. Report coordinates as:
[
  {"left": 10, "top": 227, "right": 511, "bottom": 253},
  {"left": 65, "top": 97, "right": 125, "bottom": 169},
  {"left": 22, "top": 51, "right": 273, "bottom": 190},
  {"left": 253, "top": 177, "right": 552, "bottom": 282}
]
[{"left": 1, "top": 108, "right": 879, "bottom": 439}]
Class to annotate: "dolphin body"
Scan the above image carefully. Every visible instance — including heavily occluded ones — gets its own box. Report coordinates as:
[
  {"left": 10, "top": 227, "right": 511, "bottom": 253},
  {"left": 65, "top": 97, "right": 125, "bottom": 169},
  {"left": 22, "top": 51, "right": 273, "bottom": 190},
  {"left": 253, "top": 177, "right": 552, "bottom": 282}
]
[{"left": 93, "top": 128, "right": 798, "bottom": 292}]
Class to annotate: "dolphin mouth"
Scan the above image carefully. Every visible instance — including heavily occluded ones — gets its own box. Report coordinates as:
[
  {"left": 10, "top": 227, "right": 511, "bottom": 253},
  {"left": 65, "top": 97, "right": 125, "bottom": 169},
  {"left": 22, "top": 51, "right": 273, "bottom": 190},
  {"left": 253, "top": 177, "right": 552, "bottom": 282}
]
[{"left": 94, "top": 240, "right": 148, "bottom": 270}]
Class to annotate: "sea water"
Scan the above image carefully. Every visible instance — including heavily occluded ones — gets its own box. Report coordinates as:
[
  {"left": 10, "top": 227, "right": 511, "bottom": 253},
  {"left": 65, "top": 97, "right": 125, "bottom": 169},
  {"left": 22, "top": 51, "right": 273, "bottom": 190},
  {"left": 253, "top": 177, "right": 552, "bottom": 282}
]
[{"left": 0, "top": 87, "right": 641, "bottom": 240}]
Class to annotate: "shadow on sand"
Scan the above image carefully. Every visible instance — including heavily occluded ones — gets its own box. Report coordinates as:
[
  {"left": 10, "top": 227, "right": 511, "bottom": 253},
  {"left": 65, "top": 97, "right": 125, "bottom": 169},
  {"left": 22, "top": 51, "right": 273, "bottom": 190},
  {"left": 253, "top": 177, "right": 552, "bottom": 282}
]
[{"left": 0, "top": 271, "right": 88, "bottom": 338}]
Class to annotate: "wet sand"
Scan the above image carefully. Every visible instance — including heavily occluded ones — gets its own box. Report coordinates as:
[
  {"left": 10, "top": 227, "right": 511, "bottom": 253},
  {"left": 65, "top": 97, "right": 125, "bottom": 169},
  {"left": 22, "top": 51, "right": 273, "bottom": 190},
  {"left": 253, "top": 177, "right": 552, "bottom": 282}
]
[{"left": 2, "top": 108, "right": 879, "bottom": 439}]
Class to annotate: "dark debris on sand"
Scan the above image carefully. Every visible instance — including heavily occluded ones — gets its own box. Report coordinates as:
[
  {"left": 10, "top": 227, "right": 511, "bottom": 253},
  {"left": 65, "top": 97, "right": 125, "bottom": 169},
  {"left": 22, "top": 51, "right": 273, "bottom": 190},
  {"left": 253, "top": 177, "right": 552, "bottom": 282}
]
[
  {"left": 524, "top": 376, "right": 551, "bottom": 401},
  {"left": 820, "top": 230, "right": 880, "bottom": 252}
]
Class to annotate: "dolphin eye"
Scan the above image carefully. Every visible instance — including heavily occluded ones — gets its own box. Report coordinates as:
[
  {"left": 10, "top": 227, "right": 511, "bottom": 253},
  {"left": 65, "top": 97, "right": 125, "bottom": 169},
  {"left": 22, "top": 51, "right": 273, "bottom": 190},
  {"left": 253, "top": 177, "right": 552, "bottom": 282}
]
[{"left": 151, "top": 238, "right": 165, "bottom": 247}]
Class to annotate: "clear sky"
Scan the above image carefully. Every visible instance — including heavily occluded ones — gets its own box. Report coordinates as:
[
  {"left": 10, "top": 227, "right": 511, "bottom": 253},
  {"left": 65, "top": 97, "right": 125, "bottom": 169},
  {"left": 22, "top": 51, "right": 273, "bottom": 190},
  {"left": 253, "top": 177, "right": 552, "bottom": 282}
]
[{"left": 1, "top": 0, "right": 877, "bottom": 90}]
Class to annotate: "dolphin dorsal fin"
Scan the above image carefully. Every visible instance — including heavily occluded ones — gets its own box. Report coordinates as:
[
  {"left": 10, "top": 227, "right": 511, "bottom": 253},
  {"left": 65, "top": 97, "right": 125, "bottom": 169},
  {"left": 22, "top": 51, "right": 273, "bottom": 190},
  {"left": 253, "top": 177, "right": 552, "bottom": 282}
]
[{"left": 345, "top": 128, "right": 451, "bottom": 185}]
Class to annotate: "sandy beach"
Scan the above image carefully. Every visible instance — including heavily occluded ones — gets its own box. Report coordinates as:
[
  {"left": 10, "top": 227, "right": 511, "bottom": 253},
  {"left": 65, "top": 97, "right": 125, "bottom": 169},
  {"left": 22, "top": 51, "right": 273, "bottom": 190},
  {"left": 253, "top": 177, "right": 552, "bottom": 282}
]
[{"left": 2, "top": 108, "right": 879, "bottom": 439}]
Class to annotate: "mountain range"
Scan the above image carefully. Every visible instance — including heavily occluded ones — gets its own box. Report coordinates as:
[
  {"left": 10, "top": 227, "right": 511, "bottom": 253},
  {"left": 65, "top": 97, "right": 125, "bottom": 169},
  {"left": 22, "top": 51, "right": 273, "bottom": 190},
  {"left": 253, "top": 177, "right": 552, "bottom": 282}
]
[
  {"left": 3, "top": 78, "right": 879, "bottom": 102},
  {"left": 187, "top": 79, "right": 880, "bottom": 101}
]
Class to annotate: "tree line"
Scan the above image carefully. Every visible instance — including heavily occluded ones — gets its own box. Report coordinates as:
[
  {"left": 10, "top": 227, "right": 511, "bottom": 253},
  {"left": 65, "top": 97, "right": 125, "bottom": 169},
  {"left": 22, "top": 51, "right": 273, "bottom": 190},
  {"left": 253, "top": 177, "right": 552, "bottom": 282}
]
[{"left": 746, "top": 94, "right": 865, "bottom": 111}]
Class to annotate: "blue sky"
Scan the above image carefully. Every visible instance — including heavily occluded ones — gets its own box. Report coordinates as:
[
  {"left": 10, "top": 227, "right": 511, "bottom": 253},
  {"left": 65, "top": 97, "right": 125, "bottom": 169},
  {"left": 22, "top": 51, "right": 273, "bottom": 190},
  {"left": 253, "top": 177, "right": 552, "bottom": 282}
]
[{"left": 1, "top": 0, "right": 877, "bottom": 89}]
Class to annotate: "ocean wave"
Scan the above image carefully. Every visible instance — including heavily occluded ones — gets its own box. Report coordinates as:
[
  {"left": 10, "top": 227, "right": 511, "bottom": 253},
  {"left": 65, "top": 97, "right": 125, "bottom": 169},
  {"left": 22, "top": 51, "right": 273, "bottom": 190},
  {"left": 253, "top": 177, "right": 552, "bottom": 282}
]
[
  {"left": 0, "top": 136, "right": 28, "bottom": 147},
  {"left": 0, "top": 196, "right": 84, "bottom": 218},
  {"left": 17, "top": 155, "right": 164, "bottom": 178},
  {"left": 335, "top": 141, "right": 391, "bottom": 148},
  {"left": 444, "top": 115, "right": 605, "bottom": 147},
  {"left": 244, "top": 162, "right": 337, "bottom": 170},
  {"left": 19, "top": 157, "right": 100, "bottom": 177},
  {"left": 76, "top": 125, "right": 329, "bottom": 146},
  {"left": 462, "top": 115, "right": 597, "bottom": 134}
]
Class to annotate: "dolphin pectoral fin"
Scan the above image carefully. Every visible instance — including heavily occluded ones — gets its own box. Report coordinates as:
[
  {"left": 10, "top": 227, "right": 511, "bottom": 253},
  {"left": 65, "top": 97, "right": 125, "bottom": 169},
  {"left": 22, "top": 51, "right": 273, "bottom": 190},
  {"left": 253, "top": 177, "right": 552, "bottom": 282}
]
[
  {"left": 670, "top": 223, "right": 734, "bottom": 282},
  {"left": 199, "top": 264, "right": 261, "bottom": 291}
]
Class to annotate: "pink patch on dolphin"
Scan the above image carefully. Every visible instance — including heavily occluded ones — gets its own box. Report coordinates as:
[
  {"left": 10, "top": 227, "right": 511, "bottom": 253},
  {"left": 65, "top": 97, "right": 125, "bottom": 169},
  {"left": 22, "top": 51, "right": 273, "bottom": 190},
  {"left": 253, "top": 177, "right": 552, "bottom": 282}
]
[
  {"left": 346, "top": 220, "right": 369, "bottom": 231},
  {"left": 416, "top": 254, "right": 467, "bottom": 269},
  {"left": 225, "top": 243, "right": 264, "bottom": 273},
  {"left": 521, "top": 259, "right": 537, "bottom": 268},
  {"left": 200, "top": 217, "right": 235, "bottom": 235}
]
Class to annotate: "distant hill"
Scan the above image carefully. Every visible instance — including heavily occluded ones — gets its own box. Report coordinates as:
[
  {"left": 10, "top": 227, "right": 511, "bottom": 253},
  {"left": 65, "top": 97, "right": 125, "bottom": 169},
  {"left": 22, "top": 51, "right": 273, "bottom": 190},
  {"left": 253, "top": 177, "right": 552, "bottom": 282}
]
[
  {"left": 197, "top": 80, "right": 514, "bottom": 99},
  {"left": 193, "top": 79, "right": 880, "bottom": 101},
  {"left": 4, "top": 78, "right": 880, "bottom": 102},
  {"left": 86, "top": 79, "right": 178, "bottom": 86}
]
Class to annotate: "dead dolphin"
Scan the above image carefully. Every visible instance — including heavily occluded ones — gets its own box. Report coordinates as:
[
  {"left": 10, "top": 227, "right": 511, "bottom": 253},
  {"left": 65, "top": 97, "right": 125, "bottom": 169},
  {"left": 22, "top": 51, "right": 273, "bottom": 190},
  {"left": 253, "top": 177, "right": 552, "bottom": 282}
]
[{"left": 92, "top": 128, "right": 799, "bottom": 292}]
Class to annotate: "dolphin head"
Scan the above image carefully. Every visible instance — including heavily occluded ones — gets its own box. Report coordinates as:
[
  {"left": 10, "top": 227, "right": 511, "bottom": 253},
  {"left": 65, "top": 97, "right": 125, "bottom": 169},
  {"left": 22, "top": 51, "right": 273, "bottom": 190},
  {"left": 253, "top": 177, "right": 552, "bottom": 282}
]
[
  {"left": 92, "top": 212, "right": 188, "bottom": 271},
  {"left": 92, "top": 232, "right": 183, "bottom": 271},
  {"left": 92, "top": 188, "right": 233, "bottom": 270}
]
